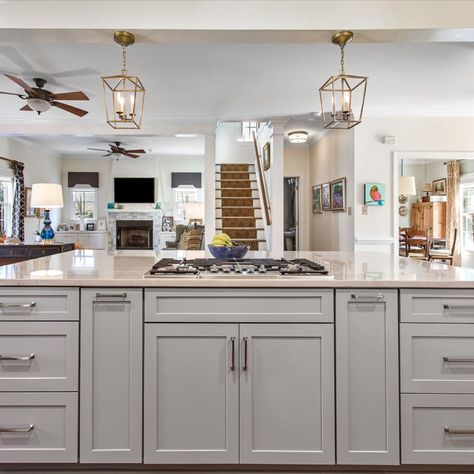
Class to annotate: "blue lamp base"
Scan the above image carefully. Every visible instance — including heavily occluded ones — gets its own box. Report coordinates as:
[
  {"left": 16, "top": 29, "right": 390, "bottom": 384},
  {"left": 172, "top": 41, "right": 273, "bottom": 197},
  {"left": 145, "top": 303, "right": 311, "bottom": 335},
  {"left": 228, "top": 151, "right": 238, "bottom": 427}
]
[{"left": 40, "top": 209, "right": 55, "bottom": 243}]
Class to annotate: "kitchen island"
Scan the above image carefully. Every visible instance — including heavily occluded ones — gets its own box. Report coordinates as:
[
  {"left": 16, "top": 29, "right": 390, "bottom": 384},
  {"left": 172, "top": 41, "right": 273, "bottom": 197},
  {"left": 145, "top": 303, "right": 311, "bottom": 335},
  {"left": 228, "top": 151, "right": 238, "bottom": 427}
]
[{"left": 0, "top": 249, "right": 473, "bottom": 470}]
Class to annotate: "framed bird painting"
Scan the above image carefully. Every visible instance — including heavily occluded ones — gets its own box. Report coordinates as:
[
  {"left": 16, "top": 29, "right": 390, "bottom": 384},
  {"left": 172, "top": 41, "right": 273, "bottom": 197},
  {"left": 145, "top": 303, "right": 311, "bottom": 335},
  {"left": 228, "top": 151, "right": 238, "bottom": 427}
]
[{"left": 364, "top": 183, "right": 385, "bottom": 206}]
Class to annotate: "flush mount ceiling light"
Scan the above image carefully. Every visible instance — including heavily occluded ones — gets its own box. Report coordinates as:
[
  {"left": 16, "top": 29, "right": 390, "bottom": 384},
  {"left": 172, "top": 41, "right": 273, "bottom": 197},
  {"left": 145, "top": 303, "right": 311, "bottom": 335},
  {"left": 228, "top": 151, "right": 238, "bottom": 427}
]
[
  {"left": 288, "top": 131, "right": 309, "bottom": 144},
  {"left": 102, "top": 31, "right": 145, "bottom": 129},
  {"left": 319, "top": 31, "right": 368, "bottom": 130}
]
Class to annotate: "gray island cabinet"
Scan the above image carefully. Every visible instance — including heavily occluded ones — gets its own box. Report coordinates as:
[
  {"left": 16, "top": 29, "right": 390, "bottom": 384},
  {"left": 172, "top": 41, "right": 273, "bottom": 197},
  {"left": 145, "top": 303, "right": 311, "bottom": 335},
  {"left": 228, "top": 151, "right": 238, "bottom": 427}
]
[{"left": 0, "top": 250, "right": 473, "bottom": 469}]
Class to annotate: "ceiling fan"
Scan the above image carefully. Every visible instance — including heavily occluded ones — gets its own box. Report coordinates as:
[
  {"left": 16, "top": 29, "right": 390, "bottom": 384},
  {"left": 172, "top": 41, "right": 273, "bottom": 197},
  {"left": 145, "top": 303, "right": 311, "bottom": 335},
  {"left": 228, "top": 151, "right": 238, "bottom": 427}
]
[
  {"left": 87, "top": 142, "right": 146, "bottom": 159},
  {"left": 0, "top": 74, "right": 89, "bottom": 116}
]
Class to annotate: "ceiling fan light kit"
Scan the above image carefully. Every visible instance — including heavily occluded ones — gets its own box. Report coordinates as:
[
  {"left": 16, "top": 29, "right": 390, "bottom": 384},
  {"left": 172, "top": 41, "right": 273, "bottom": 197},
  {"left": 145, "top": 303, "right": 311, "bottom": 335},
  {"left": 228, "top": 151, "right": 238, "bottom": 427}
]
[
  {"left": 319, "top": 31, "right": 368, "bottom": 130},
  {"left": 102, "top": 31, "right": 145, "bottom": 130}
]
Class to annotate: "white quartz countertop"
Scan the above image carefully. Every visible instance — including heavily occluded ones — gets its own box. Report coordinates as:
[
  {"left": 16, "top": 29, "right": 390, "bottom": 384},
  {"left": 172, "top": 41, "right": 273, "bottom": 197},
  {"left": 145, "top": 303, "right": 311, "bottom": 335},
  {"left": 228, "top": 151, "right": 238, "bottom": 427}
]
[{"left": 0, "top": 249, "right": 474, "bottom": 288}]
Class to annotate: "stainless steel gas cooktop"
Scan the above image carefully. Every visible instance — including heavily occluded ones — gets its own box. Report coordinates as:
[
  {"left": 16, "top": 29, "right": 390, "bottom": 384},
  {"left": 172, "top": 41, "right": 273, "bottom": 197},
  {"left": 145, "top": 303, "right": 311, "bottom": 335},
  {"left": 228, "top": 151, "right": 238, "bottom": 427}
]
[{"left": 144, "top": 258, "right": 334, "bottom": 279}]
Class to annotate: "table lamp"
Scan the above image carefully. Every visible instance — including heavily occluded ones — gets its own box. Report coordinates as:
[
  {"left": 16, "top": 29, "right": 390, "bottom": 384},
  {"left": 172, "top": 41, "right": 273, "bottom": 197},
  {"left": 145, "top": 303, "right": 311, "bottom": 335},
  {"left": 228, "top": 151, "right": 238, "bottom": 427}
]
[
  {"left": 31, "top": 183, "right": 64, "bottom": 243},
  {"left": 421, "top": 183, "right": 432, "bottom": 202},
  {"left": 185, "top": 202, "right": 205, "bottom": 226}
]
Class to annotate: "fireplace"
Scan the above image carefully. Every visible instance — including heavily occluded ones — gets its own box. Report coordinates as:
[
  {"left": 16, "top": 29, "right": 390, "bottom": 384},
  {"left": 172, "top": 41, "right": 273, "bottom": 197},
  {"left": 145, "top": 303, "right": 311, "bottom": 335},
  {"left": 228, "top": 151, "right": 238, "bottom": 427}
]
[{"left": 116, "top": 220, "right": 153, "bottom": 250}]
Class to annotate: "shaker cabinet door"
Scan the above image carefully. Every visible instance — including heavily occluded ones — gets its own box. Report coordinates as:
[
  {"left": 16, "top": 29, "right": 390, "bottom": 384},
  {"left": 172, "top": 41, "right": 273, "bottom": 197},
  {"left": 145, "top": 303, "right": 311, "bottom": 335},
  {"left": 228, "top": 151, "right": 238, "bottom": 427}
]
[
  {"left": 144, "top": 323, "right": 239, "bottom": 464},
  {"left": 80, "top": 289, "right": 143, "bottom": 463},
  {"left": 336, "top": 289, "right": 399, "bottom": 465},
  {"left": 239, "top": 323, "right": 335, "bottom": 464}
]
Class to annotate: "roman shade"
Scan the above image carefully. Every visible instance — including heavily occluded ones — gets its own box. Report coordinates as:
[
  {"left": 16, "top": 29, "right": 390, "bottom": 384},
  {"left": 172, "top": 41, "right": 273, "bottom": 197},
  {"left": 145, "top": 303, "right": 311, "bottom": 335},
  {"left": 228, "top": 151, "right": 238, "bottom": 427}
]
[
  {"left": 68, "top": 172, "right": 99, "bottom": 188},
  {"left": 171, "top": 172, "right": 201, "bottom": 189}
]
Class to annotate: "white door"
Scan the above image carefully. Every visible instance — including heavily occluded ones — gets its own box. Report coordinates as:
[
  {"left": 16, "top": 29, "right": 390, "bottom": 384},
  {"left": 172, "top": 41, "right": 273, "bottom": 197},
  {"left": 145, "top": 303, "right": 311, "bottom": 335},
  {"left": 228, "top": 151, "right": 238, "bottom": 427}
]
[
  {"left": 336, "top": 290, "right": 399, "bottom": 465},
  {"left": 239, "top": 323, "right": 334, "bottom": 464},
  {"left": 80, "top": 289, "right": 142, "bottom": 463},
  {"left": 144, "top": 323, "right": 239, "bottom": 464}
]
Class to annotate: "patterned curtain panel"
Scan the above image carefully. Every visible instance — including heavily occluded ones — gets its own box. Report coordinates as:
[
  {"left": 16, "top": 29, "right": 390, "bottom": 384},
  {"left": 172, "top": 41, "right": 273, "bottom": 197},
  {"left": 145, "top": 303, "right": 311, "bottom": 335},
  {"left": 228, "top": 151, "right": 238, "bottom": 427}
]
[
  {"left": 11, "top": 161, "right": 25, "bottom": 241},
  {"left": 446, "top": 160, "right": 460, "bottom": 265}
]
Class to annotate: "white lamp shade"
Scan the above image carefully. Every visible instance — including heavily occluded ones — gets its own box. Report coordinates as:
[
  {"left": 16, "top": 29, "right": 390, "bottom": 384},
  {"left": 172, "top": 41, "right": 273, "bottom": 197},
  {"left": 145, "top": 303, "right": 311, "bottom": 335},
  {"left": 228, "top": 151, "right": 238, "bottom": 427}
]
[
  {"left": 185, "top": 202, "right": 205, "bottom": 220},
  {"left": 30, "top": 183, "right": 64, "bottom": 208},
  {"left": 399, "top": 176, "right": 416, "bottom": 196}
]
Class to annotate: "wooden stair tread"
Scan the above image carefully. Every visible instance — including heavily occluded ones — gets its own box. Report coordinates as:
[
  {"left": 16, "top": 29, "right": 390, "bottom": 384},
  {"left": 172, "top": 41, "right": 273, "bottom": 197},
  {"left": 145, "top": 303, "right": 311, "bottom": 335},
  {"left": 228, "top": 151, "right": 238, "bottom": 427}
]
[
  {"left": 216, "top": 227, "right": 265, "bottom": 231},
  {"left": 216, "top": 206, "right": 261, "bottom": 209},
  {"left": 216, "top": 216, "right": 263, "bottom": 219}
]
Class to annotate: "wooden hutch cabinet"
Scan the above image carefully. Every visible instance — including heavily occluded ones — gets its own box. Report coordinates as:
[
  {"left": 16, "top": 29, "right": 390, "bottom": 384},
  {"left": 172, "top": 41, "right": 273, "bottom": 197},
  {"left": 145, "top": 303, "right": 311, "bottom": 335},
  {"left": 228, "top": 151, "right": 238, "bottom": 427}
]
[{"left": 411, "top": 202, "right": 446, "bottom": 238}]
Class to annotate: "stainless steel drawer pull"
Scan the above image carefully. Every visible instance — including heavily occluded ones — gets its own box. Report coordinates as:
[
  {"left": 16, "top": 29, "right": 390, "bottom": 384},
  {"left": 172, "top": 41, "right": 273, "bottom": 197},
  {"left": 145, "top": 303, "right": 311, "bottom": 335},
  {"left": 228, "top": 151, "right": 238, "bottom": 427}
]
[
  {"left": 444, "top": 427, "right": 474, "bottom": 435},
  {"left": 0, "top": 354, "right": 35, "bottom": 361},
  {"left": 96, "top": 293, "right": 127, "bottom": 298},
  {"left": 0, "top": 302, "right": 36, "bottom": 309},
  {"left": 230, "top": 337, "right": 235, "bottom": 371},
  {"left": 0, "top": 424, "right": 34, "bottom": 433},
  {"left": 350, "top": 293, "right": 384, "bottom": 301},
  {"left": 443, "top": 304, "right": 474, "bottom": 310},
  {"left": 443, "top": 356, "right": 474, "bottom": 363},
  {"left": 243, "top": 337, "right": 248, "bottom": 371}
]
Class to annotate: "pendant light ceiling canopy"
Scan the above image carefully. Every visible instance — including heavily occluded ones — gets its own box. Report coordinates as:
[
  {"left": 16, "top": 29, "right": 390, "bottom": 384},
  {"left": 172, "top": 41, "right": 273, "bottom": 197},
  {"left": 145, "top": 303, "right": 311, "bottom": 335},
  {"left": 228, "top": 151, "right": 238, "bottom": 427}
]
[
  {"left": 319, "top": 31, "right": 368, "bottom": 130},
  {"left": 102, "top": 31, "right": 145, "bottom": 129}
]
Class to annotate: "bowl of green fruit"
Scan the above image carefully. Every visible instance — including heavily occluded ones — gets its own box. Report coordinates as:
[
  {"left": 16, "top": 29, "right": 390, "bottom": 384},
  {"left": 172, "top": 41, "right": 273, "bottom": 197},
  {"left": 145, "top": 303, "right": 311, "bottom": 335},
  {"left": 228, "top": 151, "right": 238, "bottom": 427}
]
[{"left": 208, "top": 233, "right": 250, "bottom": 259}]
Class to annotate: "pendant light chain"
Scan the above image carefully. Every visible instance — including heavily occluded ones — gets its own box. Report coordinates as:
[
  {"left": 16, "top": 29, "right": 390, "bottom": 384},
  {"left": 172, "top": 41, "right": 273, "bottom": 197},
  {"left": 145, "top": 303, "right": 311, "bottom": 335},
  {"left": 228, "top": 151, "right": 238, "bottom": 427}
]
[
  {"left": 339, "top": 44, "right": 345, "bottom": 75},
  {"left": 121, "top": 45, "right": 128, "bottom": 75}
]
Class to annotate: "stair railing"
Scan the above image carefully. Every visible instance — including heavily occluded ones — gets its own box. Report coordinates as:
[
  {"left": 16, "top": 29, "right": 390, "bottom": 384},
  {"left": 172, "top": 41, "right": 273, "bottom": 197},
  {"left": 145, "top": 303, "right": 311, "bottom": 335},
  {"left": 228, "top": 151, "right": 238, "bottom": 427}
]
[{"left": 252, "top": 131, "right": 271, "bottom": 226}]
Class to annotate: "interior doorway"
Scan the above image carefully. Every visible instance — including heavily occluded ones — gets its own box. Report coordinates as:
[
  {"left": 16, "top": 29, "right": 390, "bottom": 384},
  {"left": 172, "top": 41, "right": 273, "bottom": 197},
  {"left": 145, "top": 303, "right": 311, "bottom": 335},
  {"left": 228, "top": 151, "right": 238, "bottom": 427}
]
[{"left": 283, "top": 177, "right": 299, "bottom": 251}]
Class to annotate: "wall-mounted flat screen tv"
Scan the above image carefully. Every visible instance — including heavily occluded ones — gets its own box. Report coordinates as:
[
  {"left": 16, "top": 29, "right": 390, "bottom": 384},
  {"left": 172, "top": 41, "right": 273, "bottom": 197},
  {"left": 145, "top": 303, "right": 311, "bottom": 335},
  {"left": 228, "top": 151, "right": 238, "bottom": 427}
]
[{"left": 114, "top": 177, "right": 155, "bottom": 203}]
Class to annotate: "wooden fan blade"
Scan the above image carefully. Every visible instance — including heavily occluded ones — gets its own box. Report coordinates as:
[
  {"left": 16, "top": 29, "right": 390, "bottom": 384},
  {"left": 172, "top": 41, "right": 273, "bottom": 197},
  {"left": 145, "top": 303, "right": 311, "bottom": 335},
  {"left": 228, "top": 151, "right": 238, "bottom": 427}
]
[
  {"left": 4, "top": 74, "right": 36, "bottom": 96},
  {"left": 87, "top": 148, "right": 109, "bottom": 152},
  {"left": 0, "top": 91, "right": 26, "bottom": 98},
  {"left": 124, "top": 149, "right": 146, "bottom": 154},
  {"left": 124, "top": 153, "right": 140, "bottom": 159},
  {"left": 20, "top": 104, "right": 32, "bottom": 111},
  {"left": 52, "top": 91, "right": 89, "bottom": 101},
  {"left": 52, "top": 101, "right": 88, "bottom": 117}
]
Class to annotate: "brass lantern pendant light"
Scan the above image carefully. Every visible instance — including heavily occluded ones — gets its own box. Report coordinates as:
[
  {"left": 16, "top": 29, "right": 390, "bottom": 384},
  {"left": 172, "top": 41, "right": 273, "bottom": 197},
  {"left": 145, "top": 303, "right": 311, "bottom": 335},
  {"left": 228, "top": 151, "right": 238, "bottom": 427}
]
[
  {"left": 102, "top": 31, "right": 145, "bottom": 129},
  {"left": 319, "top": 31, "right": 367, "bottom": 130}
]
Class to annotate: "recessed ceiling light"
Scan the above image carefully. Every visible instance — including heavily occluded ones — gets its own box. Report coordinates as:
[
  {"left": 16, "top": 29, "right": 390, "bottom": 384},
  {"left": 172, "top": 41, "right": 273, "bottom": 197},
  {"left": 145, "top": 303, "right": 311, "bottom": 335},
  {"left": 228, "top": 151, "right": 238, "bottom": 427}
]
[
  {"left": 288, "top": 131, "right": 309, "bottom": 144},
  {"left": 174, "top": 134, "right": 199, "bottom": 138}
]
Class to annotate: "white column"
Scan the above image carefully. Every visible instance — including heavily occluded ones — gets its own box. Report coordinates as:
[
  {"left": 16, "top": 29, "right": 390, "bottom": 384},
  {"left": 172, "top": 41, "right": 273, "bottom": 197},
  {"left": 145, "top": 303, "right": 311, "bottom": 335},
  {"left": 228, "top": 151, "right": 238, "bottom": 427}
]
[{"left": 204, "top": 132, "right": 216, "bottom": 246}]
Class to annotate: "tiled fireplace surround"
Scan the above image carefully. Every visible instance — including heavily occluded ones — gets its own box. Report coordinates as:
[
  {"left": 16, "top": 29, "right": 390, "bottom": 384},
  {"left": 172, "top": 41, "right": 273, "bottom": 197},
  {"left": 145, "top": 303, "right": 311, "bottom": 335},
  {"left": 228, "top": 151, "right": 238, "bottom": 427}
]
[{"left": 107, "top": 210, "right": 163, "bottom": 251}]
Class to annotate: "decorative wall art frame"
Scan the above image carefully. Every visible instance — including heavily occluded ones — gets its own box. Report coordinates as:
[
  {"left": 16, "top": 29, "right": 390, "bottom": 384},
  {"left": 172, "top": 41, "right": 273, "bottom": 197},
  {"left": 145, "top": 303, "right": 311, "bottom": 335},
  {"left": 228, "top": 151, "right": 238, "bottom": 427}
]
[
  {"left": 330, "top": 177, "right": 346, "bottom": 212},
  {"left": 322, "top": 183, "right": 331, "bottom": 211},
  {"left": 162, "top": 216, "right": 174, "bottom": 232},
  {"left": 312, "top": 185, "right": 322, "bottom": 214},
  {"left": 263, "top": 142, "right": 271, "bottom": 171},
  {"left": 364, "top": 183, "right": 385, "bottom": 206},
  {"left": 86, "top": 223, "right": 95, "bottom": 231},
  {"left": 432, "top": 178, "right": 447, "bottom": 196},
  {"left": 97, "top": 218, "right": 107, "bottom": 231},
  {"left": 24, "top": 187, "right": 39, "bottom": 217}
]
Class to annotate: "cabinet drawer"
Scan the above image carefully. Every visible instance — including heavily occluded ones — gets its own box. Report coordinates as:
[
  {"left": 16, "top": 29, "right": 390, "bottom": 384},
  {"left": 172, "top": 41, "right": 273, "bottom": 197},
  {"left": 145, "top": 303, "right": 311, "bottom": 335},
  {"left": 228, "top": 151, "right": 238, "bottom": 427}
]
[
  {"left": 401, "top": 324, "right": 474, "bottom": 393},
  {"left": 0, "top": 392, "right": 77, "bottom": 463},
  {"left": 0, "top": 247, "right": 28, "bottom": 258},
  {"left": 145, "top": 288, "right": 333, "bottom": 323},
  {"left": 0, "top": 288, "right": 79, "bottom": 321},
  {"left": 401, "top": 289, "right": 474, "bottom": 323},
  {"left": 29, "top": 247, "right": 59, "bottom": 258},
  {"left": 401, "top": 394, "right": 474, "bottom": 464},
  {"left": 0, "top": 322, "right": 78, "bottom": 391}
]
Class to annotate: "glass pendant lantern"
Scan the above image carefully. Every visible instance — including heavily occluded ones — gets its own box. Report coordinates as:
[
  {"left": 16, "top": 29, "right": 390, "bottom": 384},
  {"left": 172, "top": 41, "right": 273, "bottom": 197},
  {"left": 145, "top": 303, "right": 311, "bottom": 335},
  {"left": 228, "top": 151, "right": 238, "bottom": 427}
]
[
  {"left": 319, "top": 31, "right": 368, "bottom": 130},
  {"left": 102, "top": 31, "right": 145, "bottom": 129}
]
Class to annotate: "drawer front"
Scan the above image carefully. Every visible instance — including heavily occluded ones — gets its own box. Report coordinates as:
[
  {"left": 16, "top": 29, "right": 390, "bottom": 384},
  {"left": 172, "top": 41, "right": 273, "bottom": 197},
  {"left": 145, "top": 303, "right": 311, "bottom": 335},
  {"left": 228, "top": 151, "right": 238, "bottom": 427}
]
[
  {"left": 401, "top": 394, "right": 474, "bottom": 464},
  {"left": 0, "top": 247, "right": 29, "bottom": 258},
  {"left": 401, "top": 324, "right": 474, "bottom": 393},
  {"left": 0, "top": 392, "right": 77, "bottom": 463},
  {"left": 29, "top": 247, "right": 59, "bottom": 257},
  {"left": 401, "top": 289, "right": 474, "bottom": 323},
  {"left": 0, "top": 322, "right": 78, "bottom": 391},
  {"left": 145, "top": 288, "right": 334, "bottom": 323},
  {"left": 0, "top": 288, "right": 79, "bottom": 321}
]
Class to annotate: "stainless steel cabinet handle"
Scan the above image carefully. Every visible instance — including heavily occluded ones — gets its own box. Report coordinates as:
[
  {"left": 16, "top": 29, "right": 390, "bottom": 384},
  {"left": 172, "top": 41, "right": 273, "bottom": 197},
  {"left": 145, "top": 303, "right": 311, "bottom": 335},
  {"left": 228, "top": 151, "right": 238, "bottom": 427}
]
[
  {"left": 0, "top": 302, "right": 36, "bottom": 309},
  {"left": 230, "top": 337, "right": 235, "bottom": 371},
  {"left": 443, "top": 304, "right": 474, "bottom": 311},
  {"left": 0, "top": 424, "right": 34, "bottom": 433},
  {"left": 95, "top": 293, "right": 127, "bottom": 298},
  {"left": 350, "top": 293, "right": 384, "bottom": 301},
  {"left": 444, "top": 427, "right": 474, "bottom": 435},
  {"left": 443, "top": 356, "right": 474, "bottom": 363},
  {"left": 0, "top": 354, "right": 35, "bottom": 361},
  {"left": 243, "top": 337, "right": 248, "bottom": 371}
]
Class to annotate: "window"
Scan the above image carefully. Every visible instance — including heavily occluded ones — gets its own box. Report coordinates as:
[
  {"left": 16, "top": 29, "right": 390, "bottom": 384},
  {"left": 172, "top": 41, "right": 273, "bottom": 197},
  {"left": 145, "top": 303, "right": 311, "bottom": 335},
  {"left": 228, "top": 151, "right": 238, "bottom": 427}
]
[
  {"left": 461, "top": 182, "right": 474, "bottom": 252},
  {"left": 0, "top": 178, "right": 13, "bottom": 235},
  {"left": 240, "top": 121, "right": 260, "bottom": 142},
  {"left": 172, "top": 187, "right": 198, "bottom": 220},
  {"left": 70, "top": 187, "right": 97, "bottom": 220}
]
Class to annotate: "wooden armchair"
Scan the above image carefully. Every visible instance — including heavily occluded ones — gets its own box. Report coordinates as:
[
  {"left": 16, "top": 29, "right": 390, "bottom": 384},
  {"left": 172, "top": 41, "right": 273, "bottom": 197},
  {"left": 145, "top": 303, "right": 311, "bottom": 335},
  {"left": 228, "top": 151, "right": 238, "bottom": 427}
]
[
  {"left": 428, "top": 228, "right": 457, "bottom": 265},
  {"left": 399, "top": 227, "right": 429, "bottom": 258}
]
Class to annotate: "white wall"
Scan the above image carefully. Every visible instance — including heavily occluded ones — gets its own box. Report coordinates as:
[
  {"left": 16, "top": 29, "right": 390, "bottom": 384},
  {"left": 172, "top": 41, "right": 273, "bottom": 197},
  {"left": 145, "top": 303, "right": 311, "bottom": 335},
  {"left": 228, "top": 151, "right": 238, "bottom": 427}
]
[
  {"left": 354, "top": 117, "right": 474, "bottom": 250},
  {"left": 60, "top": 155, "right": 205, "bottom": 222},
  {"left": 284, "top": 146, "right": 310, "bottom": 250},
  {"left": 0, "top": 137, "right": 61, "bottom": 243},
  {"left": 309, "top": 129, "right": 355, "bottom": 251},
  {"left": 215, "top": 122, "right": 255, "bottom": 164}
]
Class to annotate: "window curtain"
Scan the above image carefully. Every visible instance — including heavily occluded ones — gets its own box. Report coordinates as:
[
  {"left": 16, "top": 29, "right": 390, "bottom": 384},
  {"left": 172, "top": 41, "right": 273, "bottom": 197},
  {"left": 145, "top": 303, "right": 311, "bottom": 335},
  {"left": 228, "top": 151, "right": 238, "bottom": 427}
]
[
  {"left": 446, "top": 160, "right": 460, "bottom": 265},
  {"left": 11, "top": 161, "right": 25, "bottom": 241}
]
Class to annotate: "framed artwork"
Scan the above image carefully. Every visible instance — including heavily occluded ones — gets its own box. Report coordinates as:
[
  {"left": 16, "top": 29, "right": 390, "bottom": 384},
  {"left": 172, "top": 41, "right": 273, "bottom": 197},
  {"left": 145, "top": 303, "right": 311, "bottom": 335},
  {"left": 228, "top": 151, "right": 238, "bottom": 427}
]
[
  {"left": 86, "top": 223, "right": 95, "bottom": 231},
  {"left": 312, "top": 185, "right": 322, "bottom": 214},
  {"left": 162, "top": 216, "right": 174, "bottom": 232},
  {"left": 24, "top": 187, "right": 39, "bottom": 217},
  {"left": 330, "top": 177, "right": 346, "bottom": 212},
  {"left": 322, "top": 183, "right": 331, "bottom": 211},
  {"left": 97, "top": 218, "right": 107, "bottom": 231},
  {"left": 263, "top": 142, "right": 270, "bottom": 171},
  {"left": 364, "top": 183, "right": 385, "bottom": 206},
  {"left": 432, "top": 178, "right": 447, "bottom": 195}
]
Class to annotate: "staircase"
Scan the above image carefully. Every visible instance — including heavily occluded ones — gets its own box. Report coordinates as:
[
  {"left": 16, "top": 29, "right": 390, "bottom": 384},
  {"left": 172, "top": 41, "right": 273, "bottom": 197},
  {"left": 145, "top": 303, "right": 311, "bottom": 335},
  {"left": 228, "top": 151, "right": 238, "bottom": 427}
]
[{"left": 215, "top": 163, "right": 267, "bottom": 250}]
